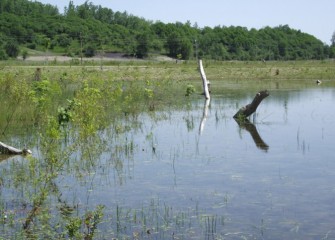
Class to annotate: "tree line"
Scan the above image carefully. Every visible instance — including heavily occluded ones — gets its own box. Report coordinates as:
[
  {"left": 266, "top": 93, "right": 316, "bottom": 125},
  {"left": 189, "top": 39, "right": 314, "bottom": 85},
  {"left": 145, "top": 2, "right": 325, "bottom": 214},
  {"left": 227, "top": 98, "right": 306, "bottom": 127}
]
[{"left": 0, "top": 0, "right": 334, "bottom": 60}]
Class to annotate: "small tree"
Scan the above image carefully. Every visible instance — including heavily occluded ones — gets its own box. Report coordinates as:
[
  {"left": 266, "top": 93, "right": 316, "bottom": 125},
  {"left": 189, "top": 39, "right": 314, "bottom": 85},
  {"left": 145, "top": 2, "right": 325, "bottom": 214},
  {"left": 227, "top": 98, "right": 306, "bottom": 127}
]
[
  {"left": 22, "top": 49, "right": 28, "bottom": 60},
  {"left": 166, "top": 33, "right": 193, "bottom": 60},
  {"left": 136, "top": 32, "right": 150, "bottom": 58},
  {"left": 44, "top": 38, "right": 51, "bottom": 52},
  {"left": 331, "top": 31, "right": 335, "bottom": 47},
  {"left": 5, "top": 42, "right": 19, "bottom": 58},
  {"left": 84, "top": 45, "right": 96, "bottom": 57},
  {"left": 0, "top": 48, "right": 8, "bottom": 60},
  {"left": 330, "top": 46, "right": 335, "bottom": 58}
]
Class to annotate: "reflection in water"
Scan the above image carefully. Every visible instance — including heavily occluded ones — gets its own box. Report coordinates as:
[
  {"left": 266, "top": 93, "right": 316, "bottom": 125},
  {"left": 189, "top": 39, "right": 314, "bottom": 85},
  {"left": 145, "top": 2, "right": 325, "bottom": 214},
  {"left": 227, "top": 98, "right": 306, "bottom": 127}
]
[
  {"left": 235, "top": 118, "right": 269, "bottom": 152},
  {"left": 0, "top": 154, "right": 19, "bottom": 162},
  {"left": 199, "top": 99, "right": 210, "bottom": 135}
]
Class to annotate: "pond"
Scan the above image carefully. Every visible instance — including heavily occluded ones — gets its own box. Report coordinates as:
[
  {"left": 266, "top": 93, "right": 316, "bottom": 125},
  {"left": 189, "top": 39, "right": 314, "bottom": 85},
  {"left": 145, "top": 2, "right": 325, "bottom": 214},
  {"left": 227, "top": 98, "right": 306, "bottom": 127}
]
[{"left": 1, "top": 81, "right": 335, "bottom": 239}]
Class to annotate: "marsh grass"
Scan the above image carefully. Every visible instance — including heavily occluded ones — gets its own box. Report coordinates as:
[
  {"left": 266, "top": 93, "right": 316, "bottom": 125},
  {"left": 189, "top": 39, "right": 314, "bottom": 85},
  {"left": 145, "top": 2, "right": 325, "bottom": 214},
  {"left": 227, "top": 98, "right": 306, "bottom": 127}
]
[{"left": 106, "top": 199, "right": 225, "bottom": 239}]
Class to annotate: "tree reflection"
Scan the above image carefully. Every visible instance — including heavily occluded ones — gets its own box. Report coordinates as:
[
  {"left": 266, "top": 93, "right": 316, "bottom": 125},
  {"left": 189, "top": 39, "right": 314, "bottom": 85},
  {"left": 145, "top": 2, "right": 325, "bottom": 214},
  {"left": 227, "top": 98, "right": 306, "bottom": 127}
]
[
  {"left": 0, "top": 154, "right": 17, "bottom": 162},
  {"left": 235, "top": 118, "right": 269, "bottom": 152},
  {"left": 199, "top": 99, "right": 210, "bottom": 135}
]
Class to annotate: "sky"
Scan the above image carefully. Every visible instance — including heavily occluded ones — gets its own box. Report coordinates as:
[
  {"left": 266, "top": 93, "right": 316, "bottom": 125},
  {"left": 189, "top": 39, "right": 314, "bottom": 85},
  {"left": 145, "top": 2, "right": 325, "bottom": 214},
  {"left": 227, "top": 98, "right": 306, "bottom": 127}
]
[{"left": 38, "top": 0, "right": 335, "bottom": 45}]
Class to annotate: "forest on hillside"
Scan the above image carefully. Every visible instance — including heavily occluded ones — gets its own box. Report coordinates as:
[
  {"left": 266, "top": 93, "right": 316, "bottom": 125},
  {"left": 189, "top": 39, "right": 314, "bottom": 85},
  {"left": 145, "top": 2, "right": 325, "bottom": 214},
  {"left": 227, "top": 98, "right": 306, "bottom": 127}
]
[{"left": 0, "top": 0, "right": 335, "bottom": 61}]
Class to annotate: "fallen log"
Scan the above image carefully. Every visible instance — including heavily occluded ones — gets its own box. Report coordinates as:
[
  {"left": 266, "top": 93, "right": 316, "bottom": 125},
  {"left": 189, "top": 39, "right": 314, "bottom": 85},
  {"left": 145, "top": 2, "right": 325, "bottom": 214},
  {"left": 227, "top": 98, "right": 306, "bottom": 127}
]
[
  {"left": 233, "top": 90, "right": 269, "bottom": 119},
  {"left": 0, "top": 141, "right": 32, "bottom": 155}
]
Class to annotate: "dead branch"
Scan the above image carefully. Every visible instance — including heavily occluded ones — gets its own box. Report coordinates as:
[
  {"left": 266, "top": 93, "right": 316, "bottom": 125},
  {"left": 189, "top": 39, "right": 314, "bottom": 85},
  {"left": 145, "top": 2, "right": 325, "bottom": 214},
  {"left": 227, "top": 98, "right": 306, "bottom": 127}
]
[{"left": 233, "top": 90, "right": 269, "bottom": 119}]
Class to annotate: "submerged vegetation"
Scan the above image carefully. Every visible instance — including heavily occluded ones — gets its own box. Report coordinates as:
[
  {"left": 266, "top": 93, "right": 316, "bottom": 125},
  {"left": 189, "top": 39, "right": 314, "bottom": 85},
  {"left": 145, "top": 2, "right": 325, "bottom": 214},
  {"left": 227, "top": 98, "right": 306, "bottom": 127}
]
[{"left": 0, "top": 60, "right": 335, "bottom": 239}]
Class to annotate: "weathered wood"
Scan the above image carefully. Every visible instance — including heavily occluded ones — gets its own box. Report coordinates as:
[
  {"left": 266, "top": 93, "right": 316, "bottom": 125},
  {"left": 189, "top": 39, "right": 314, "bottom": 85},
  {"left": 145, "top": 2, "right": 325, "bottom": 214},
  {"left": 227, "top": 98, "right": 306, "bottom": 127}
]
[
  {"left": 0, "top": 141, "right": 32, "bottom": 155},
  {"left": 233, "top": 90, "right": 269, "bottom": 119},
  {"left": 198, "top": 59, "right": 210, "bottom": 100},
  {"left": 235, "top": 118, "right": 269, "bottom": 151}
]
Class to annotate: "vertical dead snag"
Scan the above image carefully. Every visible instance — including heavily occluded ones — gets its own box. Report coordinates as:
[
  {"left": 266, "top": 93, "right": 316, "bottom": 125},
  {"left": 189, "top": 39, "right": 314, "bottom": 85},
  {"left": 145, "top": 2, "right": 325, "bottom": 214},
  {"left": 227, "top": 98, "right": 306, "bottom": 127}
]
[
  {"left": 233, "top": 90, "right": 269, "bottom": 119},
  {"left": 198, "top": 59, "right": 211, "bottom": 135},
  {"left": 198, "top": 59, "right": 210, "bottom": 100}
]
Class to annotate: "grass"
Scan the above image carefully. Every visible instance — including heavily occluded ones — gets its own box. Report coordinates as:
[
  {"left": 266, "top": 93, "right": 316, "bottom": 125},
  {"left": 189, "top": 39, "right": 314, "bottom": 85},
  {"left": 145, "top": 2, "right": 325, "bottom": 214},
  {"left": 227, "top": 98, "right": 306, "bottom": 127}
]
[
  {"left": 1, "top": 59, "right": 334, "bottom": 144},
  {"left": 2, "top": 58, "right": 335, "bottom": 81}
]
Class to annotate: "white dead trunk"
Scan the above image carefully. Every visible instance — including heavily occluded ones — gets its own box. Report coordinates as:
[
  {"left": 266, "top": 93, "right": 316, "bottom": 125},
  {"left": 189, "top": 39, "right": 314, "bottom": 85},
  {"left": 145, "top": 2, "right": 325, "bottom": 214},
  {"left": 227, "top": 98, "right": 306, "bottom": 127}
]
[{"left": 198, "top": 59, "right": 210, "bottom": 100}]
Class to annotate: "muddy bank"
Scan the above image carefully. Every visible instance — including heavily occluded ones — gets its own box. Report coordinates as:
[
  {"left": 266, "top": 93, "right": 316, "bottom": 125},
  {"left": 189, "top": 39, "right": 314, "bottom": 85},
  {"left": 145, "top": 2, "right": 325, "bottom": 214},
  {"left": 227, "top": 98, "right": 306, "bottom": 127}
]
[{"left": 20, "top": 53, "right": 174, "bottom": 62}]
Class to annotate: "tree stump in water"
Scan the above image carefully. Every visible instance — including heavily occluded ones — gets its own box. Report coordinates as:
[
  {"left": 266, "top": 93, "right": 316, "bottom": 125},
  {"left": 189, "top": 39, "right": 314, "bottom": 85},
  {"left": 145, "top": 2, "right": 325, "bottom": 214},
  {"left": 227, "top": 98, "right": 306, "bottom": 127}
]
[{"left": 233, "top": 90, "right": 269, "bottom": 119}]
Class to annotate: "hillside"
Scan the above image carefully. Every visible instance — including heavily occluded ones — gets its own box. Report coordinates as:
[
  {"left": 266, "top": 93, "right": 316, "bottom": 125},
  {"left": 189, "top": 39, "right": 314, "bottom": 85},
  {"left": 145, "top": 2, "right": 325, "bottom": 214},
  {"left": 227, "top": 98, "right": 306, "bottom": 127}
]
[{"left": 0, "top": 0, "right": 334, "bottom": 61}]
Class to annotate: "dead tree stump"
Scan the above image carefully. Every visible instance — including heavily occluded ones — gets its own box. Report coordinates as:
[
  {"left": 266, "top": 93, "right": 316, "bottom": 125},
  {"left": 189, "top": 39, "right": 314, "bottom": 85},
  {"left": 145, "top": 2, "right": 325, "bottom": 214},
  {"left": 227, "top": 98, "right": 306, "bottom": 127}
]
[{"left": 233, "top": 90, "right": 269, "bottom": 119}]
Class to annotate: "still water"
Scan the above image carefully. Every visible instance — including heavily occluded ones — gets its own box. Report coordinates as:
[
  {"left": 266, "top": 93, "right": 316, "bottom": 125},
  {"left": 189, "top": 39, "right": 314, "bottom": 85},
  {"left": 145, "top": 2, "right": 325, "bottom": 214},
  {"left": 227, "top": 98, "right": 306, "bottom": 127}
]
[
  {"left": 82, "top": 85, "right": 335, "bottom": 239},
  {"left": 2, "top": 84, "right": 335, "bottom": 239}
]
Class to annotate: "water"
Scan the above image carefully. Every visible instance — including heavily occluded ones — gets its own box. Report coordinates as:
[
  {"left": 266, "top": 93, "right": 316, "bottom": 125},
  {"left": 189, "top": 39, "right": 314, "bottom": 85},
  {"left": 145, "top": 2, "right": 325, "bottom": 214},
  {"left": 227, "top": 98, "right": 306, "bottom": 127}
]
[
  {"left": 80, "top": 86, "right": 335, "bottom": 239},
  {"left": 1, "top": 84, "right": 335, "bottom": 239}
]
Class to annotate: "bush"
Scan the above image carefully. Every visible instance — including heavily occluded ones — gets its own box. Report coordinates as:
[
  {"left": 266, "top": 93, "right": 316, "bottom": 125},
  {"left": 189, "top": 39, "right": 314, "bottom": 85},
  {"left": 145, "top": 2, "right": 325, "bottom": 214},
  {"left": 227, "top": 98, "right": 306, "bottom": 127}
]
[
  {"left": 0, "top": 49, "right": 8, "bottom": 60},
  {"left": 5, "top": 42, "right": 20, "bottom": 58},
  {"left": 84, "top": 46, "right": 96, "bottom": 57}
]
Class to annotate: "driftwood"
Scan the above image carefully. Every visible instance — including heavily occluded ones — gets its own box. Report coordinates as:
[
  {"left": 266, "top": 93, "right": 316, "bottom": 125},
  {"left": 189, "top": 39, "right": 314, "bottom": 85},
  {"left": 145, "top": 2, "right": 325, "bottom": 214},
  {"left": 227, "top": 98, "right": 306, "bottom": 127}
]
[
  {"left": 235, "top": 118, "right": 269, "bottom": 152},
  {"left": 233, "top": 90, "right": 269, "bottom": 119},
  {"left": 0, "top": 141, "right": 32, "bottom": 155}
]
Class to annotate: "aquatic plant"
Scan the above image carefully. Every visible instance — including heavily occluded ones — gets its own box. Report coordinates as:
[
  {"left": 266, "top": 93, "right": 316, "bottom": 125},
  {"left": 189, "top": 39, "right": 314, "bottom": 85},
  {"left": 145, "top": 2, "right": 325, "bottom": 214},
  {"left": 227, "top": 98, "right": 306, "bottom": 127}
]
[{"left": 185, "top": 84, "right": 196, "bottom": 96}]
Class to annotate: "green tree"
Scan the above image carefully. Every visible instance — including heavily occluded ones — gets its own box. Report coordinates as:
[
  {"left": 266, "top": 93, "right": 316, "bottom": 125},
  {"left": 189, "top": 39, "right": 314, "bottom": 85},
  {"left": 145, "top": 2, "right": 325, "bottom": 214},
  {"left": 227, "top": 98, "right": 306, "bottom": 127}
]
[
  {"left": 166, "top": 31, "right": 192, "bottom": 60},
  {"left": 0, "top": 0, "right": 331, "bottom": 60},
  {"left": 5, "top": 41, "right": 19, "bottom": 57},
  {"left": 84, "top": 45, "right": 96, "bottom": 57},
  {"left": 136, "top": 32, "right": 150, "bottom": 58},
  {"left": 331, "top": 31, "right": 335, "bottom": 47},
  {"left": 22, "top": 49, "right": 28, "bottom": 60},
  {"left": 0, "top": 48, "right": 8, "bottom": 60}
]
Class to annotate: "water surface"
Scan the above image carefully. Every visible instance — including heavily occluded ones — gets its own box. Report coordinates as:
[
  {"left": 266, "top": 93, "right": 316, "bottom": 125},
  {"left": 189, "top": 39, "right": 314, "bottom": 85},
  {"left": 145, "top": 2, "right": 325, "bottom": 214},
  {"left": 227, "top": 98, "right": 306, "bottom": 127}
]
[{"left": 1, "top": 83, "right": 335, "bottom": 239}]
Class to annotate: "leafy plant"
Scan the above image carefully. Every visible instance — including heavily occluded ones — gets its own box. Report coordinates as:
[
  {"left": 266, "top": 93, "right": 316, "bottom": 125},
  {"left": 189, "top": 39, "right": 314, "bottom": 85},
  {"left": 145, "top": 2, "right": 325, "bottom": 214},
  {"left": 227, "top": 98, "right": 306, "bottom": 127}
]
[{"left": 185, "top": 84, "right": 196, "bottom": 96}]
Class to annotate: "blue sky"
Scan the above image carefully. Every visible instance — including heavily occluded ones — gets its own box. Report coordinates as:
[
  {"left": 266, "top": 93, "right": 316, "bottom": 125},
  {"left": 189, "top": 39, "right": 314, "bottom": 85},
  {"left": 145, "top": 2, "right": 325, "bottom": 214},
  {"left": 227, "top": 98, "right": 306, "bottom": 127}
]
[{"left": 38, "top": 0, "right": 334, "bottom": 45}]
